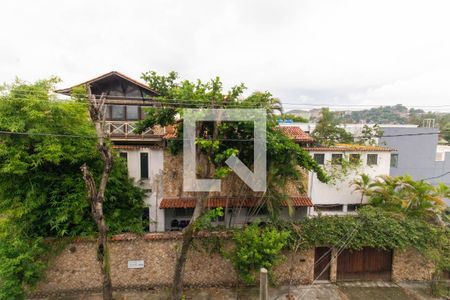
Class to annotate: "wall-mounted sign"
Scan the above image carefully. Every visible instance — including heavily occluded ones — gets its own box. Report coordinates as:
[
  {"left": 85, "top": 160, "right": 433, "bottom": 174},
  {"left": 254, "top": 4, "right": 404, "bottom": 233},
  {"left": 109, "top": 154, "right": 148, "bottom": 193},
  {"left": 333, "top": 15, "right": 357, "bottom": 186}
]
[{"left": 128, "top": 260, "right": 145, "bottom": 269}]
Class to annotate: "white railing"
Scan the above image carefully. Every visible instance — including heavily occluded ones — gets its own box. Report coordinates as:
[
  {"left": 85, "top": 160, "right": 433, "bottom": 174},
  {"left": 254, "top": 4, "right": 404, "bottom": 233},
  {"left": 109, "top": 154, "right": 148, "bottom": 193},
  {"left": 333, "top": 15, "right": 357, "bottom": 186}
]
[{"left": 105, "top": 121, "right": 166, "bottom": 137}]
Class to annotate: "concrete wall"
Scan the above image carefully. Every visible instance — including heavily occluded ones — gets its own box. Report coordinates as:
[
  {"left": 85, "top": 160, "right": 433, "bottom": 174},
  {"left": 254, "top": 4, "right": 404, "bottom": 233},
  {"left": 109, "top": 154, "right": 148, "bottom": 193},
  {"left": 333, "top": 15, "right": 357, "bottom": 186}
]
[
  {"left": 380, "top": 127, "right": 450, "bottom": 187},
  {"left": 308, "top": 151, "right": 391, "bottom": 215}
]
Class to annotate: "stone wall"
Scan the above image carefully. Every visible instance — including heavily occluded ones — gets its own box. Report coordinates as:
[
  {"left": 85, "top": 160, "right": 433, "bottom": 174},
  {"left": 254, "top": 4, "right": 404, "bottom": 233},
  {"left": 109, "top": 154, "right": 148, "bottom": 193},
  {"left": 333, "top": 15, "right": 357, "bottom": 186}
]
[
  {"left": 392, "top": 248, "right": 434, "bottom": 282},
  {"left": 31, "top": 236, "right": 434, "bottom": 297},
  {"left": 163, "top": 151, "right": 308, "bottom": 198},
  {"left": 31, "top": 233, "right": 314, "bottom": 297}
]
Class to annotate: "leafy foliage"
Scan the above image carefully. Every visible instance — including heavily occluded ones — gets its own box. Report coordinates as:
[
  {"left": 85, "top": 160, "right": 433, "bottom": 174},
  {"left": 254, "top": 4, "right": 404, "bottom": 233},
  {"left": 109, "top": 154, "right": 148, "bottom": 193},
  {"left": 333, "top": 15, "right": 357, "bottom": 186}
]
[
  {"left": 278, "top": 206, "right": 450, "bottom": 273},
  {"left": 228, "top": 224, "right": 290, "bottom": 284},
  {"left": 354, "top": 175, "right": 447, "bottom": 221},
  {"left": 311, "top": 108, "right": 354, "bottom": 146},
  {"left": 194, "top": 208, "right": 224, "bottom": 231},
  {"left": 357, "top": 124, "right": 383, "bottom": 145},
  {"left": 136, "top": 71, "right": 328, "bottom": 215},
  {"left": 0, "top": 219, "right": 46, "bottom": 300},
  {"left": 0, "top": 79, "right": 146, "bottom": 299}
]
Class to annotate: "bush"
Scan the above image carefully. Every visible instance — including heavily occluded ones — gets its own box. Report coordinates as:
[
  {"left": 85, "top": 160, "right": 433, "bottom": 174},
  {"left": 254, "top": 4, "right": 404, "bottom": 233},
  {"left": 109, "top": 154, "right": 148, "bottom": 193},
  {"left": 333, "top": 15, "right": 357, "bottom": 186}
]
[{"left": 228, "top": 224, "right": 290, "bottom": 284}]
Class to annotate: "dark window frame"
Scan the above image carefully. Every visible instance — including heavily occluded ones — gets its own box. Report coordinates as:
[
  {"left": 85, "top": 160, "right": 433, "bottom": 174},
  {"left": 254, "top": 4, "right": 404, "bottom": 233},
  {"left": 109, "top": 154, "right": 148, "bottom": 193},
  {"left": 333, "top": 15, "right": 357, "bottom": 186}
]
[
  {"left": 314, "top": 204, "right": 344, "bottom": 212},
  {"left": 331, "top": 153, "right": 343, "bottom": 165},
  {"left": 174, "top": 208, "right": 194, "bottom": 217},
  {"left": 110, "top": 105, "right": 126, "bottom": 120},
  {"left": 390, "top": 153, "right": 399, "bottom": 168},
  {"left": 119, "top": 152, "right": 128, "bottom": 163},
  {"left": 367, "top": 154, "right": 378, "bottom": 166},
  {"left": 314, "top": 153, "right": 325, "bottom": 165},
  {"left": 140, "top": 152, "right": 149, "bottom": 179},
  {"left": 106, "top": 105, "right": 143, "bottom": 121},
  {"left": 349, "top": 153, "right": 361, "bottom": 164}
]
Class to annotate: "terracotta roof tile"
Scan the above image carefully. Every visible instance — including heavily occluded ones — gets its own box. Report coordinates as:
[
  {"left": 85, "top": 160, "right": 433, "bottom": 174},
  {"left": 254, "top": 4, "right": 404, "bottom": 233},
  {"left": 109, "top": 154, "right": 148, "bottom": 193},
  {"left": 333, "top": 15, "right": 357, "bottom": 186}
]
[
  {"left": 278, "top": 126, "right": 314, "bottom": 142},
  {"left": 113, "top": 145, "right": 162, "bottom": 150},
  {"left": 304, "top": 144, "right": 395, "bottom": 152},
  {"left": 160, "top": 196, "right": 312, "bottom": 209}
]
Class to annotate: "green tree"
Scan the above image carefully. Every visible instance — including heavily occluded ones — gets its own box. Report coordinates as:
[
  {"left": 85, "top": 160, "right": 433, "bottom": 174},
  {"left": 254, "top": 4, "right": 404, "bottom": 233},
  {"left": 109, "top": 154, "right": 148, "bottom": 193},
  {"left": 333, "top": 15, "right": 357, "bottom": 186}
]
[
  {"left": 229, "top": 224, "right": 290, "bottom": 284},
  {"left": 362, "top": 175, "right": 447, "bottom": 222},
  {"left": 0, "top": 79, "right": 145, "bottom": 299},
  {"left": 311, "top": 108, "right": 354, "bottom": 146},
  {"left": 280, "top": 113, "right": 308, "bottom": 123},
  {"left": 358, "top": 124, "right": 383, "bottom": 145},
  {"left": 352, "top": 174, "right": 373, "bottom": 204},
  {"left": 137, "top": 71, "right": 328, "bottom": 299}
]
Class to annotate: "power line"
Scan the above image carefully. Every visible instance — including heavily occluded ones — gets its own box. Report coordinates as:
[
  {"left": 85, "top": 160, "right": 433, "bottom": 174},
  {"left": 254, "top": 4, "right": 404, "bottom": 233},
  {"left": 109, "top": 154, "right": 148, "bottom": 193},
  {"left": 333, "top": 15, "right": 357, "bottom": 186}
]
[
  {"left": 418, "top": 171, "right": 450, "bottom": 181},
  {"left": 4, "top": 90, "right": 450, "bottom": 110},
  {"left": 0, "top": 130, "right": 97, "bottom": 139},
  {"left": 1, "top": 129, "right": 449, "bottom": 141}
]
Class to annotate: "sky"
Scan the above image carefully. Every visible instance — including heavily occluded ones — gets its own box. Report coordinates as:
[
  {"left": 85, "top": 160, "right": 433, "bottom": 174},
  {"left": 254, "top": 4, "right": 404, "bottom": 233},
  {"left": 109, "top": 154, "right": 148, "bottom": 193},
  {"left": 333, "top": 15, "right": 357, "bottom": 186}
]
[{"left": 1, "top": 0, "right": 450, "bottom": 111}]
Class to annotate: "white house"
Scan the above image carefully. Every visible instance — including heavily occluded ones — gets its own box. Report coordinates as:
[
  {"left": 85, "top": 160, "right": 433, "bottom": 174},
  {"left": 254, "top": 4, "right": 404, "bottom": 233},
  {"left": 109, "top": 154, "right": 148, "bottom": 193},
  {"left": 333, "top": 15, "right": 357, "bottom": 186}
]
[
  {"left": 56, "top": 71, "right": 166, "bottom": 232},
  {"left": 278, "top": 125, "right": 394, "bottom": 216},
  {"left": 305, "top": 144, "right": 393, "bottom": 216}
]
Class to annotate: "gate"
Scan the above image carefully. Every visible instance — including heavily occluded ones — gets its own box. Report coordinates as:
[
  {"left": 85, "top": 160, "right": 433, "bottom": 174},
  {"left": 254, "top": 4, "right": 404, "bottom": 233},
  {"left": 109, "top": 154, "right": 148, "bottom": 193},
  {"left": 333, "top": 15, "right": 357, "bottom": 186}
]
[
  {"left": 337, "top": 247, "right": 392, "bottom": 281},
  {"left": 314, "top": 247, "right": 331, "bottom": 280}
]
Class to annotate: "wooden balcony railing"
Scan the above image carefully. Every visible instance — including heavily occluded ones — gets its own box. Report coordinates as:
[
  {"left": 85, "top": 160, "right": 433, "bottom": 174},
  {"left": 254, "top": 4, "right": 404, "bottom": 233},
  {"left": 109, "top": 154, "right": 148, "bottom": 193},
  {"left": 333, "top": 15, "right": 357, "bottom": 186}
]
[{"left": 105, "top": 121, "right": 165, "bottom": 139}]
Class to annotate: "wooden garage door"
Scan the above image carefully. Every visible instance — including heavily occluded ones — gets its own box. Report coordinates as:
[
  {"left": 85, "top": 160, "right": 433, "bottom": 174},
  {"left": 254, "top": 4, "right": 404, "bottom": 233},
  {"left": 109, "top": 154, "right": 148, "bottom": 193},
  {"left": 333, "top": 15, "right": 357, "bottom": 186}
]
[
  {"left": 314, "top": 247, "right": 331, "bottom": 280},
  {"left": 337, "top": 247, "right": 392, "bottom": 281}
]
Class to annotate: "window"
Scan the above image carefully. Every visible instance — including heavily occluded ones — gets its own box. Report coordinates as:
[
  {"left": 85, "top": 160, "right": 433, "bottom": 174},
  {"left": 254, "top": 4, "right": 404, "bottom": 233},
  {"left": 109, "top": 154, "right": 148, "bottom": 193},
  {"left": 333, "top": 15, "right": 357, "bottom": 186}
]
[
  {"left": 314, "top": 204, "right": 343, "bottom": 212},
  {"left": 349, "top": 154, "right": 360, "bottom": 164},
  {"left": 126, "top": 106, "right": 139, "bottom": 120},
  {"left": 111, "top": 105, "right": 125, "bottom": 120},
  {"left": 347, "top": 204, "right": 361, "bottom": 212},
  {"left": 119, "top": 152, "right": 128, "bottom": 163},
  {"left": 367, "top": 154, "right": 378, "bottom": 166},
  {"left": 313, "top": 153, "right": 325, "bottom": 165},
  {"left": 331, "top": 154, "right": 343, "bottom": 165},
  {"left": 390, "top": 153, "right": 398, "bottom": 168},
  {"left": 105, "top": 106, "right": 111, "bottom": 119},
  {"left": 174, "top": 208, "right": 194, "bottom": 217},
  {"left": 140, "top": 152, "right": 149, "bottom": 179}
]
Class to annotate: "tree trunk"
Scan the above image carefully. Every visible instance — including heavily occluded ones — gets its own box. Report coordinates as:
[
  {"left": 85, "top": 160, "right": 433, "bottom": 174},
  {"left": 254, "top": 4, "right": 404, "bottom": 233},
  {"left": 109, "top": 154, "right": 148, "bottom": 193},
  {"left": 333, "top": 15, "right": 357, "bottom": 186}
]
[
  {"left": 170, "top": 104, "right": 223, "bottom": 299},
  {"left": 81, "top": 88, "right": 114, "bottom": 300},
  {"left": 170, "top": 192, "right": 207, "bottom": 300}
]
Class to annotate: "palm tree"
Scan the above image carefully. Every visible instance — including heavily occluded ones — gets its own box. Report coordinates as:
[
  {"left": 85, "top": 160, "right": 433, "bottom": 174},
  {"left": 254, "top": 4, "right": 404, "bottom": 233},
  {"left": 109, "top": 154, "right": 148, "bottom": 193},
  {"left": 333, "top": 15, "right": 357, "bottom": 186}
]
[{"left": 352, "top": 174, "right": 373, "bottom": 204}]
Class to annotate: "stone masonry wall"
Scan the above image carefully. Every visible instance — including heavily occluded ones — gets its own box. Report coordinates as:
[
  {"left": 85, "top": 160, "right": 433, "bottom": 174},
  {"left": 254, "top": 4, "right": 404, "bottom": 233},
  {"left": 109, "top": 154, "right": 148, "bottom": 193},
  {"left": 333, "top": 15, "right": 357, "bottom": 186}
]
[
  {"left": 391, "top": 248, "right": 434, "bottom": 282},
  {"left": 31, "top": 235, "right": 434, "bottom": 297},
  {"left": 32, "top": 233, "right": 313, "bottom": 297}
]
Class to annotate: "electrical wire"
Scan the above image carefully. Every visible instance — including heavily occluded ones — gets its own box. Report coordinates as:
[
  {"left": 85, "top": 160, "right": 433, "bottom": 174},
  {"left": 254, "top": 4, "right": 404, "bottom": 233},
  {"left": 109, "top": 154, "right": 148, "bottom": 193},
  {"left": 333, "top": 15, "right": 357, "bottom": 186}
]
[
  {"left": 0, "top": 129, "right": 449, "bottom": 141},
  {"left": 4, "top": 90, "right": 450, "bottom": 109},
  {"left": 418, "top": 171, "right": 450, "bottom": 181}
]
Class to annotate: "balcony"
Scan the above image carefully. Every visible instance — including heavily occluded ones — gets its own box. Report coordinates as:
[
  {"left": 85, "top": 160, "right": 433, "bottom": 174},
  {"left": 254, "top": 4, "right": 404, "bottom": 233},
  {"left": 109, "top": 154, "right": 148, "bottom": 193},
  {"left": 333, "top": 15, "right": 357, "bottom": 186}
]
[{"left": 105, "top": 121, "right": 165, "bottom": 141}]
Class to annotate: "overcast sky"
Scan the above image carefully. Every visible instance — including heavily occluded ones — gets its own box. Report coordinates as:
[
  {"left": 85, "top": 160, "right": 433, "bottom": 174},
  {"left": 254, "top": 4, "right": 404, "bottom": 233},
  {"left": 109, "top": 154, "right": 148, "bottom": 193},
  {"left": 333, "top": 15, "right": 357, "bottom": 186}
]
[{"left": 1, "top": 0, "right": 450, "bottom": 111}]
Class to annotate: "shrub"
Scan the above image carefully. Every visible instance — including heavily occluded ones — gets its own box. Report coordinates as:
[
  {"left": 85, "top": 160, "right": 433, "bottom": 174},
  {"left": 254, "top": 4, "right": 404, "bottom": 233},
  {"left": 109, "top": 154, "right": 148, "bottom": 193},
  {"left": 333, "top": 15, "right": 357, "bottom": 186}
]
[{"left": 228, "top": 224, "right": 290, "bottom": 284}]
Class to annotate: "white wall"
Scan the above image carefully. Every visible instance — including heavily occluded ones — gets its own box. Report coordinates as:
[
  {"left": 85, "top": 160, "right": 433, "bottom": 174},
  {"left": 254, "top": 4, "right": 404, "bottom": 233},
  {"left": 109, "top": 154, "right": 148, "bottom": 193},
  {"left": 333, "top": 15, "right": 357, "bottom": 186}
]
[
  {"left": 119, "top": 147, "right": 165, "bottom": 232},
  {"left": 308, "top": 151, "right": 391, "bottom": 216}
]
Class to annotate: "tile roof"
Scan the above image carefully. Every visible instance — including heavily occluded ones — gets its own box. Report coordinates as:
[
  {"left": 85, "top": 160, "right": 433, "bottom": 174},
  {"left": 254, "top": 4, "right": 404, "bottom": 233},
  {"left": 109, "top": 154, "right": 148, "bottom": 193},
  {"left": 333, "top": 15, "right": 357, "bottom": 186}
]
[
  {"left": 113, "top": 145, "right": 162, "bottom": 150},
  {"left": 304, "top": 144, "right": 395, "bottom": 152},
  {"left": 278, "top": 126, "right": 314, "bottom": 142},
  {"left": 54, "top": 71, "right": 158, "bottom": 96},
  {"left": 163, "top": 125, "right": 177, "bottom": 139},
  {"left": 160, "top": 196, "right": 312, "bottom": 209}
]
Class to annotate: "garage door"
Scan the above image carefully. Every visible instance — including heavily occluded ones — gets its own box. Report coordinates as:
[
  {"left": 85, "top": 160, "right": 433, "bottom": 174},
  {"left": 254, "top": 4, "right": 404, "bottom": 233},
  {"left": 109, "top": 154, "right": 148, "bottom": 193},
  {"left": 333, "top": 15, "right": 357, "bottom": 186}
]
[{"left": 337, "top": 247, "right": 392, "bottom": 281}]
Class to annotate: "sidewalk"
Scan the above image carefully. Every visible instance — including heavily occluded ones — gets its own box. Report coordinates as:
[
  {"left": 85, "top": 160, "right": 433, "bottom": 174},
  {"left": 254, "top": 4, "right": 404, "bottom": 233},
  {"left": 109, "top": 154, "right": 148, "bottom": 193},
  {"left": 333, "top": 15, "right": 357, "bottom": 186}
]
[{"left": 31, "top": 281, "right": 446, "bottom": 300}]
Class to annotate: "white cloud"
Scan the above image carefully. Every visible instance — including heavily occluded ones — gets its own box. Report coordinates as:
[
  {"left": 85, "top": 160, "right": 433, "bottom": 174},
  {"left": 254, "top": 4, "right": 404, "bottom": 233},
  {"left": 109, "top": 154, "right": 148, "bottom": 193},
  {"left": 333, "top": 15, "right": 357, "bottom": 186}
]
[{"left": 1, "top": 0, "right": 450, "bottom": 109}]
